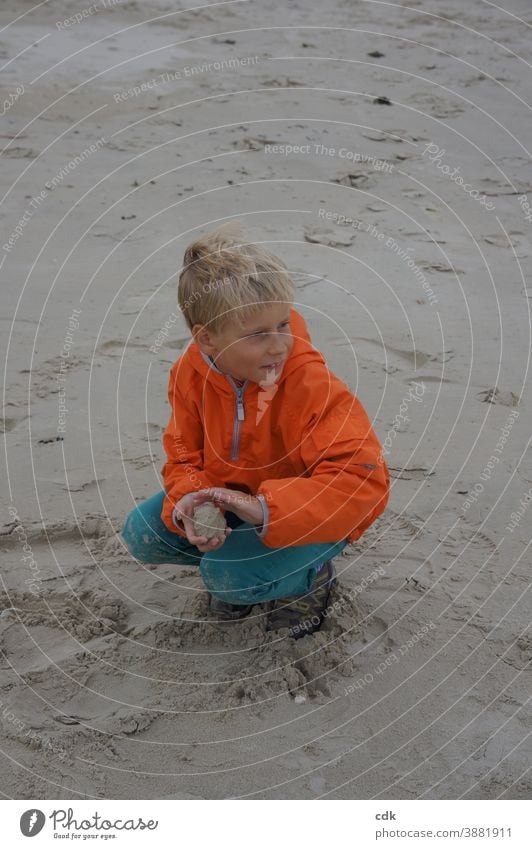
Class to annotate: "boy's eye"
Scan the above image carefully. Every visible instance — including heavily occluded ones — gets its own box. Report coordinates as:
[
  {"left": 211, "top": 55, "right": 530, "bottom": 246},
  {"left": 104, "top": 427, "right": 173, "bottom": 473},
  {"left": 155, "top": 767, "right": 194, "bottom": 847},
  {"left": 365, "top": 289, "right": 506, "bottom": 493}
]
[{"left": 251, "top": 321, "right": 290, "bottom": 337}]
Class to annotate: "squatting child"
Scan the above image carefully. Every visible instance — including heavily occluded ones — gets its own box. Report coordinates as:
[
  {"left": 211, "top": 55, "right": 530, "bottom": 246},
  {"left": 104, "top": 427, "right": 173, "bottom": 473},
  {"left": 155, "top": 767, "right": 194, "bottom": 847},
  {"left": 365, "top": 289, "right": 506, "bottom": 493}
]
[{"left": 121, "top": 223, "right": 390, "bottom": 638}]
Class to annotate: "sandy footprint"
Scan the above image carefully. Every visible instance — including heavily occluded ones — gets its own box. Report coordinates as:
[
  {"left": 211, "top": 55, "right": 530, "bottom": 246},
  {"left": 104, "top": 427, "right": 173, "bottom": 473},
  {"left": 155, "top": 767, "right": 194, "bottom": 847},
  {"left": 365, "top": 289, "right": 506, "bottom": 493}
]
[
  {"left": 0, "top": 588, "right": 129, "bottom": 643},
  {"left": 303, "top": 224, "right": 355, "bottom": 247},
  {"left": 477, "top": 388, "right": 519, "bottom": 407},
  {"left": 0, "top": 514, "right": 113, "bottom": 546},
  {"left": 354, "top": 337, "right": 455, "bottom": 370},
  {"left": 0, "top": 414, "right": 27, "bottom": 432}
]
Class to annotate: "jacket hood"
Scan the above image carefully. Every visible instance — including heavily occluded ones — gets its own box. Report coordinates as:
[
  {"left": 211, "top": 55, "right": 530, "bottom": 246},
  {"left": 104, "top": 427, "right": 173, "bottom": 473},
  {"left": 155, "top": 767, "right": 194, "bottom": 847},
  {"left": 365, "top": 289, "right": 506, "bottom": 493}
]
[{"left": 183, "top": 308, "right": 326, "bottom": 394}]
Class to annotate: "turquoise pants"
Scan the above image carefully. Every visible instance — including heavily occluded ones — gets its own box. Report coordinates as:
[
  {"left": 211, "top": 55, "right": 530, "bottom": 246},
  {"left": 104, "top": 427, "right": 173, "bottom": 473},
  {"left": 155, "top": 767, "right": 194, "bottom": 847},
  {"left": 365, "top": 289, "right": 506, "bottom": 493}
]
[{"left": 121, "top": 490, "right": 349, "bottom": 604}]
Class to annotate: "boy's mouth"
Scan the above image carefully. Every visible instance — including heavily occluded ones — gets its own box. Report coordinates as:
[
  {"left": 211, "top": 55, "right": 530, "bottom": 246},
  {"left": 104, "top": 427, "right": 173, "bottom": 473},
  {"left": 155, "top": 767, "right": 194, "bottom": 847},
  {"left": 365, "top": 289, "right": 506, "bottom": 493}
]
[{"left": 260, "top": 360, "right": 284, "bottom": 370}]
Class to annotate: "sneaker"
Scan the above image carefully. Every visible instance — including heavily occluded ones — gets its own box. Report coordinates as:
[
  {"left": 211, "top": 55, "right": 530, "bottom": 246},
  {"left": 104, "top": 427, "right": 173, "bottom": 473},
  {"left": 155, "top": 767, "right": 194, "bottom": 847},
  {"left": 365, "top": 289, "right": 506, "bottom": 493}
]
[
  {"left": 208, "top": 594, "right": 253, "bottom": 621},
  {"left": 266, "top": 560, "right": 336, "bottom": 639}
]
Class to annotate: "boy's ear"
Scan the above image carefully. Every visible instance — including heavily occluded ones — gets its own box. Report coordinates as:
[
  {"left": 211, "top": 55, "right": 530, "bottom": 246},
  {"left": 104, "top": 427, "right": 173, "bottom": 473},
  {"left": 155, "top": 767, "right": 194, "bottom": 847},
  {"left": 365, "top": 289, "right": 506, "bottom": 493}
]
[{"left": 192, "top": 323, "right": 218, "bottom": 353}]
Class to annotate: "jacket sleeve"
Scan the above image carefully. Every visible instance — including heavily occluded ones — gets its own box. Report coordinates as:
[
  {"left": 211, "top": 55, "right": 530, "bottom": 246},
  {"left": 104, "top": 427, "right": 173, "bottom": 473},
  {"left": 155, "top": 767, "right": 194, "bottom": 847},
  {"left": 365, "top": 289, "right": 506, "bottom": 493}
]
[
  {"left": 255, "top": 381, "right": 390, "bottom": 548},
  {"left": 160, "top": 363, "right": 220, "bottom": 536}
]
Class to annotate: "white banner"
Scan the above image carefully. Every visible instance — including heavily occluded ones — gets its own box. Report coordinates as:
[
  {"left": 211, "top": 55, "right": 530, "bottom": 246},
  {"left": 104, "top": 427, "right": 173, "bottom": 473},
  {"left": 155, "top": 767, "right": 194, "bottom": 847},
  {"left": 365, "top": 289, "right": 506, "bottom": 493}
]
[{"left": 2, "top": 799, "right": 531, "bottom": 847}]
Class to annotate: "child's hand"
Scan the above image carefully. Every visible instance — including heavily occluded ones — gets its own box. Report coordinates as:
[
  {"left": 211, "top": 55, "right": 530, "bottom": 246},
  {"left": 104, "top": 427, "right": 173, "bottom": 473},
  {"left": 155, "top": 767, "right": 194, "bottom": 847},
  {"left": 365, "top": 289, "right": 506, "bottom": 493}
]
[
  {"left": 192, "top": 487, "right": 264, "bottom": 527},
  {"left": 173, "top": 492, "right": 232, "bottom": 552},
  {"left": 195, "top": 532, "right": 231, "bottom": 554}
]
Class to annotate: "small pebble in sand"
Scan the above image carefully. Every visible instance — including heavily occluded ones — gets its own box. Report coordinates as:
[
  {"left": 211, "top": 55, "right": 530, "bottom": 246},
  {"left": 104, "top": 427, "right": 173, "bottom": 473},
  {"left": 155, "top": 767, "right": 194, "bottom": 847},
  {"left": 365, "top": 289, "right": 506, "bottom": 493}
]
[{"left": 193, "top": 502, "right": 227, "bottom": 539}]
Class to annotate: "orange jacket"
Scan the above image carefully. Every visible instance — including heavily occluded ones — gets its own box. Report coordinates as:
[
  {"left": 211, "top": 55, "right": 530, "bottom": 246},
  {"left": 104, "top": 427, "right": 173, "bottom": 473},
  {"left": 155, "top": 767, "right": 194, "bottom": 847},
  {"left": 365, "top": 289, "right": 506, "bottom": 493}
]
[{"left": 161, "top": 308, "right": 390, "bottom": 548}]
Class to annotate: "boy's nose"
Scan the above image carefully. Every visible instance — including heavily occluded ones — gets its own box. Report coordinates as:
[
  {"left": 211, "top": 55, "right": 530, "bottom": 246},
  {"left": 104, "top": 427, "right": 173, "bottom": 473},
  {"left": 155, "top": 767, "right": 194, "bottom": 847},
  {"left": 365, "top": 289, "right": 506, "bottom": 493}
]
[
  {"left": 267, "top": 347, "right": 286, "bottom": 360},
  {"left": 268, "top": 334, "right": 289, "bottom": 357}
]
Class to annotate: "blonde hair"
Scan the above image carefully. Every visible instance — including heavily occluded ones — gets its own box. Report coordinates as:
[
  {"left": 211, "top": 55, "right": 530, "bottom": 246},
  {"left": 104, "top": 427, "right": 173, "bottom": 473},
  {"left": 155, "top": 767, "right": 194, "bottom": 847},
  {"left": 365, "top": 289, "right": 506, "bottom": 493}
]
[{"left": 178, "top": 222, "right": 295, "bottom": 335}]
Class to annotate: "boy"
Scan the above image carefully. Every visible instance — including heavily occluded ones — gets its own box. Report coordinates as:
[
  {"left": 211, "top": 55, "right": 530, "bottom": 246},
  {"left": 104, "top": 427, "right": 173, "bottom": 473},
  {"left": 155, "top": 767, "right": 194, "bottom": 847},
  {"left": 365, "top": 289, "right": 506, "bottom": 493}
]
[{"left": 121, "top": 223, "right": 390, "bottom": 638}]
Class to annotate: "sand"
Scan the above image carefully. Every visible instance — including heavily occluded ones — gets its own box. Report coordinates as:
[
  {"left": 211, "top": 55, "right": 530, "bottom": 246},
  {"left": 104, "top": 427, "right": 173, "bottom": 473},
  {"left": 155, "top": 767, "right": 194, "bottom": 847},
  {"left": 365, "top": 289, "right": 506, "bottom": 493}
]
[{"left": 1, "top": 0, "right": 531, "bottom": 800}]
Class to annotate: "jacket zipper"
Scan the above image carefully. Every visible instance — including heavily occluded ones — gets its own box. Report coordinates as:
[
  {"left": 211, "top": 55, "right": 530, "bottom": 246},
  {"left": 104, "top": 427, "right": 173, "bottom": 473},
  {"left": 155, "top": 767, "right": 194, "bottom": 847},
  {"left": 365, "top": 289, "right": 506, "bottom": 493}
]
[{"left": 228, "top": 378, "right": 249, "bottom": 460}]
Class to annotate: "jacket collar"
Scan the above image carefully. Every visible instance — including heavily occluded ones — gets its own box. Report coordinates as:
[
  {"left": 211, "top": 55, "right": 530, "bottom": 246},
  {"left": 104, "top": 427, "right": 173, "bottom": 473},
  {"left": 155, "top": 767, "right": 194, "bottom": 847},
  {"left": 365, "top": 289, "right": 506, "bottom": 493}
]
[{"left": 200, "top": 350, "right": 224, "bottom": 375}]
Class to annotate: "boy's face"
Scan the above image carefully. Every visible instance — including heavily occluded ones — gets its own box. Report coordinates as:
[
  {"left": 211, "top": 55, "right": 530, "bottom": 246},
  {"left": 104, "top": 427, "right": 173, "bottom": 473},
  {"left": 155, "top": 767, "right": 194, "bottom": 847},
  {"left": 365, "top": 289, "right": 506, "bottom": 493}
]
[{"left": 192, "top": 303, "right": 294, "bottom": 385}]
